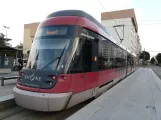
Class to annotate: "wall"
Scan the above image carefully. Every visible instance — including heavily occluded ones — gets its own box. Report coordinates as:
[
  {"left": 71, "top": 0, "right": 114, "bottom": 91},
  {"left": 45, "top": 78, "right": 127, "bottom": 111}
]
[
  {"left": 0, "top": 56, "right": 14, "bottom": 70},
  {"left": 4, "top": 56, "right": 14, "bottom": 69},
  {"left": 23, "top": 29, "right": 31, "bottom": 54},
  {"left": 23, "top": 22, "right": 40, "bottom": 56}
]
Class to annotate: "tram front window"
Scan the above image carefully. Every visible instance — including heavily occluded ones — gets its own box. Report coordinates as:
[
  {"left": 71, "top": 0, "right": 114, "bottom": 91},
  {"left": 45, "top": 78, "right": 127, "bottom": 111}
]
[
  {"left": 26, "top": 25, "right": 75, "bottom": 70},
  {"left": 26, "top": 38, "right": 70, "bottom": 70}
]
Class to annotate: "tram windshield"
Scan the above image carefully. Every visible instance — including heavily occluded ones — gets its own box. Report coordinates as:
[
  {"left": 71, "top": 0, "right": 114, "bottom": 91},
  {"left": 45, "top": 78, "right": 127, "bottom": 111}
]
[{"left": 26, "top": 25, "right": 75, "bottom": 70}]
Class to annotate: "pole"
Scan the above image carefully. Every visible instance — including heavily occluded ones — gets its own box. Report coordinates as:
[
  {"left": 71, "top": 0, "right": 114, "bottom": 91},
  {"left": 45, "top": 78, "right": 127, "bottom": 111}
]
[
  {"left": 6, "top": 28, "right": 7, "bottom": 40},
  {"left": 3, "top": 26, "right": 9, "bottom": 40},
  {"left": 3, "top": 26, "right": 9, "bottom": 66}
]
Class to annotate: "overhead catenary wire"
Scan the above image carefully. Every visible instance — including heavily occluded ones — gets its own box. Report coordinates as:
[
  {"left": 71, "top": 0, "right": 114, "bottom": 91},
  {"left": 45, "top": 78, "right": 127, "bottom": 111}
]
[
  {"left": 96, "top": 0, "right": 124, "bottom": 33},
  {"left": 96, "top": 0, "right": 161, "bottom": 29},
  {"left": 96, "top": 0, "right": 131, "bottom": 42},
  {"left": 104, "top": 22, "right": 161, "bottom": 27},
  {"left": 105, "top": 20, "right": 161, "bottom": 22},
  {"left": 95, "top": 0, "right": 161, "bottom": 55},
  {"left": 146, "top": 51, "right": 161, "bottom": 52}
]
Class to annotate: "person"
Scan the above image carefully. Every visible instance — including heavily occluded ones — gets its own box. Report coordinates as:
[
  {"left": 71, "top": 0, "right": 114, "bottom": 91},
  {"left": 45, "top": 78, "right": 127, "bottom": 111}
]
[
  {"left": 18, "top": 58, "right": 23, "bottom": 66},
  {"left": 16, "top": 57, "right": 23, "bottom": 70},
  {"left": 13, "top": 58, "right": 20, "bottom": 71}
]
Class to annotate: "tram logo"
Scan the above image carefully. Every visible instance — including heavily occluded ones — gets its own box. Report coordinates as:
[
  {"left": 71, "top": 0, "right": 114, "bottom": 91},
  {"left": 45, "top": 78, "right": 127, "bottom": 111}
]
[{"left": 24, "top": 74, "right": 41, "bottom": 82}]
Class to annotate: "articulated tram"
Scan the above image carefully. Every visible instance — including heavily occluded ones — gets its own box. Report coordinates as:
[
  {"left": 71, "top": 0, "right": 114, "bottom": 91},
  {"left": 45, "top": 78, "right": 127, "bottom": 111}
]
[{"left": 13, "top": 10, "right": 137, "bottom": 112}]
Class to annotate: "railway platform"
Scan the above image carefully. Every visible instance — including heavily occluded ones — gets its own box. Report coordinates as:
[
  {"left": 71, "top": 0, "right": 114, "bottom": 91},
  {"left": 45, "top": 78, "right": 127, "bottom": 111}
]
[
  {"left": 0, "top": 72, "right": 17, "bottom": 99},
  {"left": 66, "top": 68, "right": 161, "bottom": 120},
  {"left": 0, "top": 72, "right": 17, "bottom": 97},
  {"left": 0, "top": 73, "right": 17, "bottom": 111}
]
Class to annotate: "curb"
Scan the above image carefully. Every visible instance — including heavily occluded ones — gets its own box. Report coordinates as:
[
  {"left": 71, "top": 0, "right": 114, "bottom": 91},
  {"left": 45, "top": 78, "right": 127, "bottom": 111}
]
[
  {"left": 0, "top": 73, "right": 8, "bottom": 75},
  {"left": 0, "top": 94, "right": 16, "bottom": 111}
]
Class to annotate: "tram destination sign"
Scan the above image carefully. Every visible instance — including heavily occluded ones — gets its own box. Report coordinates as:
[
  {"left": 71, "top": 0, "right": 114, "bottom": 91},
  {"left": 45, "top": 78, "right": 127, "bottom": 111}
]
[{"left": 35, "top": 26, "right": 68, "bottom": 37}]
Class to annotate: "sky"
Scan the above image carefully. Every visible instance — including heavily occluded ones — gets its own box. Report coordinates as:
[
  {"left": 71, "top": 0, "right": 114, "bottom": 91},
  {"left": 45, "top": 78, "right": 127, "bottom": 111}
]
[{"left": 0, "top": 0, "right": 161, "bottom": 57}]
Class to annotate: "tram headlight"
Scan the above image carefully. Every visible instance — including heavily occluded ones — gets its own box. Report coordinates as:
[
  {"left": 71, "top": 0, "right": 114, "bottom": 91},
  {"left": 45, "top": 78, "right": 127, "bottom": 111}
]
[
  {"left": 63, "top": 76, "right": 66, "bottom": 80},
  {"left": 52, "top": 75, "right": 56, "bottom": 80}
]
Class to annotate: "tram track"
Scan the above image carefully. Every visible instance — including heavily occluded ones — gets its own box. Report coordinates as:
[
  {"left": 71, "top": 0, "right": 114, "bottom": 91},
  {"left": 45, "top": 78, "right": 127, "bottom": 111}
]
[
  {"left": 0, "top": 106, "right": 26, "bottom": 120},
  {"left": 0, "top": 99, "right": 93, "bottom": 120}
]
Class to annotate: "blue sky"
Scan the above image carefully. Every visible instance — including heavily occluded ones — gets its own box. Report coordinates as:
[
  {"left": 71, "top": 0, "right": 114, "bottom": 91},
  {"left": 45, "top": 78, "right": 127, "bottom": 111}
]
[
  {"left": 133, "top": 0, "right": 161, "bottom": 20},
  {"left": 0, "top": 0, "right": 161, "bottom": 56},
  {"left": 132, "top": 0, "right": 161, "bottom": 56}
]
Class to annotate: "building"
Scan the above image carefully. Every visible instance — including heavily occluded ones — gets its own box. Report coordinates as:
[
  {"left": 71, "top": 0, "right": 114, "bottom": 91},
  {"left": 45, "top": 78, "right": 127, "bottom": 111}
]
[
  {"left": 101, "top": 9, "right": 141, "bottom": 56},
  {"left": 23, "top": 22, "right": 40, "bottom": 57}
]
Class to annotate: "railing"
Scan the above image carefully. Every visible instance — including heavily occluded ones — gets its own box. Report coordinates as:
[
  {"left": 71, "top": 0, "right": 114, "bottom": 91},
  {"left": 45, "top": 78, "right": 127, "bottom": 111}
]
[{"left": 0, "top": 76, "right": 18, "bottom": 86}]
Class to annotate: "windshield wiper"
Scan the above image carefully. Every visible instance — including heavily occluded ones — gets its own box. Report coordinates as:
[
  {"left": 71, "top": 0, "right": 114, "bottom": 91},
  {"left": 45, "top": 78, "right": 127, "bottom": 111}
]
[
  {"left": 41, "top": 57, "right": 60, "bottom": 69},
  {"left": 56, "top": 45, "right": 67, "bottom": 69},
  {"left": 41, "top": 45, "right": 67, "bottom": 69}
]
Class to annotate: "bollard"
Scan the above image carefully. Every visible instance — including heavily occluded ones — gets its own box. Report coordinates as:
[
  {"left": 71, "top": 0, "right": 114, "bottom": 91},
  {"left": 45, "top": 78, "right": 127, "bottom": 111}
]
[{"left": 1, "top": 77, "right": 4, "bottom": 86}]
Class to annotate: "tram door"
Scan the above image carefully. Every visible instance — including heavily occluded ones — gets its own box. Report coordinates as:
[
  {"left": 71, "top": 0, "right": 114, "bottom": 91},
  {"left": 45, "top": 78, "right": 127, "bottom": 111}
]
[{"left": 84, "top": 38, "right": 99, "bottom": 91}]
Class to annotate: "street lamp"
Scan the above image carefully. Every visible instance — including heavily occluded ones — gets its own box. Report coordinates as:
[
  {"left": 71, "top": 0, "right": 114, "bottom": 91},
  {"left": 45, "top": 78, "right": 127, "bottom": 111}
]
[{"left": 3, "top": 26, "right": 10, "bottom": 40}]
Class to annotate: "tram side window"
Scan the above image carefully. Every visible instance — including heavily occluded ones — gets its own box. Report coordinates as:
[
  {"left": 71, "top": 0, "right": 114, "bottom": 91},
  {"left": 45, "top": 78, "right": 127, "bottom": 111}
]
[
  {"left": 98, "top": 38, "right": 110, "bottom": 70},
  {"left": 119, "top": 49, "right": 126, "bottom": 67},
  {"left": 115, "top": 47, "right": 119, "bottom": 68},
  {"left": 109, "top": 44, "right": 126, "bottom": 68},
  {"left": 123, "top": 50, "right": 127, "bottom": 67},
  {"left": 70, "top": 40, "right": 85, "bottom": 73},
  {"left": 110, "top": 44, "right": 116, "bottom": 68},
  {"left": 127, "top": 54, "right": 131, "bottom": 66},
  {"left": 98, "top": 40, "right": 104, "bottom": 70},
  {"left": 124, "top": 51, "right": 127, "bottom": 67},
  {"left": 107, "top": 42, "right": 112, "bottom": 69},
  {"left": 115, "top": 47, "right": 120, "bottom": 68},
  {"left": 98, "top": 37, "right": 128, "bottom": 69}
]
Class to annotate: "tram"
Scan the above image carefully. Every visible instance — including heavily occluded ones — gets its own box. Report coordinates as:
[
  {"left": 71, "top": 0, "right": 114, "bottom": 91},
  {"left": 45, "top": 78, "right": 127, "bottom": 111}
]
[{"left": 13, "top": 10, "right": 136, "bottom": 111}]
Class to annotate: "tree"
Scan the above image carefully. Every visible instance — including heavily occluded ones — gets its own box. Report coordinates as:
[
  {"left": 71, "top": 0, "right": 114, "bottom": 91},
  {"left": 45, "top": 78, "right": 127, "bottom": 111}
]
[
  {"left": 139, "top": 51, "right": 150, "bottom": 61},
  {"left": 0, "top": 33, "right": 12, "bottom": 47},
  {"left": 150, "top": 57, "right": 155, "bottom": 64},
  {"left": 16, "top": 43, "right": 23, "bottom": 49},
  {"left": 0, "top": 33, "right": 7, "bottom": 46},
  {"left": 156, "top": 53, "right": 161, "bottom": 63}
]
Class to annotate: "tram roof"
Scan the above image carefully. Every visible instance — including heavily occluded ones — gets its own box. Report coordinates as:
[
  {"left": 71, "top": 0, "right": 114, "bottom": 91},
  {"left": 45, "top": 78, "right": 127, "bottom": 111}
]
[{"left": 47, "top": 10, "right": 110, "bottom": 34}]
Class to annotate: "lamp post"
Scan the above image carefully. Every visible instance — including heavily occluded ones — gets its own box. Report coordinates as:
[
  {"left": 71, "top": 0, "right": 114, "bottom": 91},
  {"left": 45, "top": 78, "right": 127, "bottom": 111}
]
[
  {"left": 3, "top": 26, "right": 10, "bottom": 65},
  {"left": 3, "top": 26, "right": 10, "bottom": 40}
]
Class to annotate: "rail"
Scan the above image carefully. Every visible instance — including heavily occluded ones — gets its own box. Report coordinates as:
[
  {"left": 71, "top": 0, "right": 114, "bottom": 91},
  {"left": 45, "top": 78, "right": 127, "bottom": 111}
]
[{"left": 0, "top": 76, "right": 18, "bottom": 86}]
